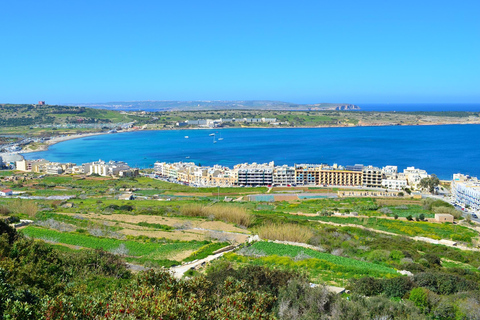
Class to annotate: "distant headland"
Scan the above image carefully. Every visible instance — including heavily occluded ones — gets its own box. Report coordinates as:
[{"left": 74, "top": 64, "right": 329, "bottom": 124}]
[{"left": 66, "top": 100, "right": 361, "bottom": 112}]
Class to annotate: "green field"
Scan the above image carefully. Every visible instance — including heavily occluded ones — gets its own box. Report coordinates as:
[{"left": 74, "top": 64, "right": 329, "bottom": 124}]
[
  {"left": 21, "top": 226, "right": 208, "bottom": 266},
  {"left": 312, "top": 216, "right": 477, "bottom": 242},
  {"left": 227, "top": 241, "right": 398, "bottom": 285}
]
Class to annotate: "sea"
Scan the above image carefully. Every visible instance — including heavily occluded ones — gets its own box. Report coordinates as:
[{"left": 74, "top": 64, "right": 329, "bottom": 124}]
[{"left": 23, "top": 124, "right": 480, "bottom": 180}]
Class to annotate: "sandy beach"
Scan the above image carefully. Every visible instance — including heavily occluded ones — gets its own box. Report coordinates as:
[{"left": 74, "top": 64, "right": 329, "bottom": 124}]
[{"left": 21, "top": 131, "right": 109, "bottom": 153}]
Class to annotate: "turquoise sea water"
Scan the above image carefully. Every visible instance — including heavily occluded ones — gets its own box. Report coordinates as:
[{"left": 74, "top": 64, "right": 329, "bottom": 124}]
[{"left": 23, "top": 125, "right": 480, "bottom": 180}]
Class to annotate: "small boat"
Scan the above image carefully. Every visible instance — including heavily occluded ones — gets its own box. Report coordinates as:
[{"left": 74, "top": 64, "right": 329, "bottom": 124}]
[
  {"left": 209, "top": 133, "right": 215, "bottom": 136},
  {"left": 185, "top": 136, "right": 189, "bottom": 138},
  {"left": 218, "top": 138, "right": 223, "bottom": 141},
  {"left": 186, "top": 156, "right": 190, "bottom": 159}
]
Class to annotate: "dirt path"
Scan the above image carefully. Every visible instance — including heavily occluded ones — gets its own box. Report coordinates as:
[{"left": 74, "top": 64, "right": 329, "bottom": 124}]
[
  {"left": 170, "top": 247, "right": 236, "bottom": 279},
  {"left": 310, "top": 219, "right": 480, "bottom": 252}
]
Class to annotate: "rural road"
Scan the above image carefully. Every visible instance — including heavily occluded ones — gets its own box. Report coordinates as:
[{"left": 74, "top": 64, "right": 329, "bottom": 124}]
[{"left": 170, "top": 248, "right": 236, "bottom": 279}]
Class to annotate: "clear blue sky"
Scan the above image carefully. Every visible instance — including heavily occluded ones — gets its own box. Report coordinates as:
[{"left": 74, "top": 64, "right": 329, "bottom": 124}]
[{"left": 1, "top": 0, "right": 479, "bottom": 104}]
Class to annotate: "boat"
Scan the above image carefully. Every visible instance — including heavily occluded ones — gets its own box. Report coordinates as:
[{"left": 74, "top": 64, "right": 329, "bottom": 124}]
[
  {"left": 209, "top": 133, "right": 215, "bottom": 136},
  {"left": 218, "top": 137, "right": 223, "bottom": 141},
  {"left": 184, "top": 136, "right": 189, "bottom": 138},
  {"left": 186, "top": 156, "right": 190, "bottom": 159}
]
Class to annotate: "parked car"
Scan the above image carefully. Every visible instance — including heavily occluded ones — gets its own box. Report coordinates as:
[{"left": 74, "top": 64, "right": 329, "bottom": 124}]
[{"left": 472, "top": 213, "right": 478, "bottom": 219}]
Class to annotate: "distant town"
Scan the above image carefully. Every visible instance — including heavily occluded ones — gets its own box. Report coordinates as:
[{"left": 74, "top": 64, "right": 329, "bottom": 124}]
[{"left": 1, "top": 154, "right": 478, "bottom": 215}]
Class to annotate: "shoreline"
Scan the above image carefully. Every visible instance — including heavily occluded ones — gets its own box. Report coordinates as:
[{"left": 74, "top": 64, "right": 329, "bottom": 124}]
[
  {"left": 20, "top": 131, "right": 109, "bottom": 154},
  {"left": 19, "top": 121, "right": 480, "bottom": 155}
]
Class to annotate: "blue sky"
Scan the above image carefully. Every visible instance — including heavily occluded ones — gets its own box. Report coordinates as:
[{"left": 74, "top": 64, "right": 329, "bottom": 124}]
[{"left": 1, "top": 0, "right": 479, "bottom": 104}]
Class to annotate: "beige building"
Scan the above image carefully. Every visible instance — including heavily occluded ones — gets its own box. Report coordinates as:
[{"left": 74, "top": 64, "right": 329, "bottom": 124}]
[{"left": 435, "top": 214, "right": 454, "bottom": 223}]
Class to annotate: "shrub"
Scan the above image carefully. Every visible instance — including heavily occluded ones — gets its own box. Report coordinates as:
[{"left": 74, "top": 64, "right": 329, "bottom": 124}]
[
  {"left": 8, "top": 200, "right": 38, "bottom": 218},
  {"left": 409, "top": 287, "right": 429, "bottom": 310},
  {"left": 0, "top": 206, "right": 10, "bottom": 216},
  {"left": 382, "top": 276, "right": 414, "bottom": 298},
  {"left": 389, "top": 250, "right": 405, "bottom": 261},
  {"left": 276, "top": 279, "right": 333, "bottom": 319},
  {"left": 350, "top": 277, "right": 383, "bottom": 296},
  {"left": 379, "top": 207, "right": 392, "bottom": 214},
  {"left": 423, "top": 253, "right": 441, "bottom": 268},
  {"left": 406, "top": 215, "right": 413, "bottom": 221}
]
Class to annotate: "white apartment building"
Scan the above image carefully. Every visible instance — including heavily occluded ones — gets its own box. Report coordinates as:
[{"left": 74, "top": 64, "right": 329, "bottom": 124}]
[
  {"left": 452, "top": 174, "right": 480, "bottom": 212},
  {"left": 273, "top": 165, "right": 296, "bottom": 186},
  {"left": 86, "top": 160, "right": 132, "bottom": 177},
  {"left": 382, "top": 165, "right": 398, "bottom": 177},
  {"left": 235, "top": 162, "right": 274, "bottom": 186},
  {"left": 403, "top": 167, "right": 429, "bottom": 188},
  {"left": 381, "top": 176, "right": 408, "bottom": 190}
]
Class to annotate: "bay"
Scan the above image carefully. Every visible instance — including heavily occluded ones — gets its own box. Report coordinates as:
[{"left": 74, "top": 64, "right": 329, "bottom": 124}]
[{"left": 23, "top": 125, "right": 480, "bottom": 180}]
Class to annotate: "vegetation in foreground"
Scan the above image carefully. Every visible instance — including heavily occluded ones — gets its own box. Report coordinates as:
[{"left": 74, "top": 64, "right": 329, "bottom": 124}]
[
  {"left": 1, "top": 171, "right": 480, "bottom": 318},
  {"left": 2, "top": 220, "right": 480, "bottom": 319}
]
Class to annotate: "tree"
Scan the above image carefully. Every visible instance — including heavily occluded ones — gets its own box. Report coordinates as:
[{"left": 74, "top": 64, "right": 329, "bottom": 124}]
[{"left": 419, "top": 174, "right": 440, "bottom": 194}]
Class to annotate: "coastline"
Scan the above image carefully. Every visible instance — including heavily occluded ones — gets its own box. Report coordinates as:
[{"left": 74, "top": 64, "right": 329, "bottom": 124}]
[
  {"left": 19, "top": 120, "right": 480, "bottom": 155},
  {"left": 20, "top": 131, "right": 108, "bottom": 154}
]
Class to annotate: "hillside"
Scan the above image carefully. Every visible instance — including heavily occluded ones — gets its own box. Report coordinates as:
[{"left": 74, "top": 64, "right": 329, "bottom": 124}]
[
  {"left": 69, "top": 100, "right": 361, "bottom": 111},
  {"left": 1, "top": 171, "right": 480, "bottom": 318}
]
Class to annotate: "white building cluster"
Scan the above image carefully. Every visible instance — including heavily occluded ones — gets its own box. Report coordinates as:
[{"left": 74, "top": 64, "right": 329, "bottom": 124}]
[
  {"left": 15, "top": 159, "right": 138, "bottom": 177},
  {"left": 176, "top": 117, "right": 279, "bottom": 128},
  {"left": 381, "top": 166, "right": 428, "bottom": 190},
  {"left": 452, "top": 174, "right": 480, "bottom": 212},
  {"left": 154, "top": 160, "right": 431, "bottom": 190}
]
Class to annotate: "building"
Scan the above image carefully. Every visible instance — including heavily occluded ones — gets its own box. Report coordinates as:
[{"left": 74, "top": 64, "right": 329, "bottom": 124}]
[
  {"left": 273, "top": 165, "right": 296, "bottom": 186},
  {"left": 319, "top": 166, "right": 363, "bottom": 186},
  {"left": 362, "top": 166, "right": 383, "bottom": 188},
  {"left": 38, "top": 101, "right": 46, "bottom": 105},
  {"left": 381, "top": 177, "right": 408, "bottom": 190},
  {"left": 403, "top": 167, "right": 429, "bottom": 188},
  {"left": 435, "top": 214, "right": 454, "bottom": 223},
  {"left": 85, "top": 160, "right": 134, "bottom": 177},
  {"left": 235, "top": 162, "right": 274, "bottom": 186},
  {"left": 382, "top": 166, "right": 398, "bottom": 177},
  {"left": 295, "top": 164, "right": 320, "bottom": 185},
  {"left": 0, "top": 189, "right": 13, "bottom": 197},
  {"left": 452, "top": 174, "right": 480, "bottom": 212},
  {"left": 46, "top": 164, "right": 63, "bottom": 175},
  {"left": 15, "top": 159, "right": 49, "bottom": 172}
]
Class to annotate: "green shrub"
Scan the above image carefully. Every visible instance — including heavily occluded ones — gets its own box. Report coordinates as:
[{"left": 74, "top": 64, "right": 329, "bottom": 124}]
[
  {"left": 409, "top": 287, "right": 429, "bottom": 310},
  {"left": 382, "top": 277, "right": 413, "bottom": 298},
  {"left": 350, "top": 277, "right": 383, "bottom": 296}
]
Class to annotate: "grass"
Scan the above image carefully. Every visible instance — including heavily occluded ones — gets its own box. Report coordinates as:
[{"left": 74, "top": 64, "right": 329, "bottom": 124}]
[
  {"left": 137, "top": 221, "right": 174, "bottom": 231},
  {"left": 182, "top": 242, "right": 230, "bottom": 262},
  {"left": 255, "top": 223, "right": 314, "bottom": 243},
  {"left": 227, "top": 241, "right": 398, "bottom": 284},
  {"left": 21, "top": 226, "right": 208, "bottom": 266},
  {"left": 312, "top": 216, "right": 478, "bottom": 243},
  {"left": 381, "top": 205, "right": 434, "bottom": 218},
  {"left": 180, "top": 204, "right": 252, "bottom": 227}
]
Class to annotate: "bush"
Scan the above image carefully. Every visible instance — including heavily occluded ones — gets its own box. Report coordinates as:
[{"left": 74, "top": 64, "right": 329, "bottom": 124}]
[
  {"left": 0, "top": 206, "right": 11, "bottom": 216},
  {"left": 424, "top": 253, "right": 442, "bottom": 268},
  {"left": 414, "top": 272, "right": 478, "bottom": 295},
  {"left": 409, "top": 287, "right": 429, "bottom": 310},
  {"left": 382, "top": 277, "right": 414, "bottom": 298},
  {"left": 350, "top": 277, "right": 383, "bottom": 296},
  {"left": 276, "top": 279, "right": 333, "bottom": 319}
]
